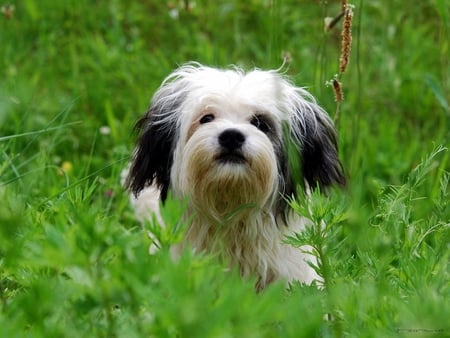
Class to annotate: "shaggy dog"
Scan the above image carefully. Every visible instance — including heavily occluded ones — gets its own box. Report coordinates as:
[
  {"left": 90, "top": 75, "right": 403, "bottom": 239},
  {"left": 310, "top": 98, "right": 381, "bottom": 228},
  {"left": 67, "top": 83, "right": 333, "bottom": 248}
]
[{"left": 125, "top": 63, "right": 345, "bottom": 289}]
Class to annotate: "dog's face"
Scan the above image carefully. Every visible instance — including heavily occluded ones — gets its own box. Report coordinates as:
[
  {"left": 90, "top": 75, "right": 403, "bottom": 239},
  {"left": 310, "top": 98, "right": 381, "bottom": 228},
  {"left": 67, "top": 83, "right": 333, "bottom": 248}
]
[
  {"left": 174, "top": 94, "right": 283, "bottom": 219},
  {"left": 126, "top": 63, "right": 345, "bottom": 219}
]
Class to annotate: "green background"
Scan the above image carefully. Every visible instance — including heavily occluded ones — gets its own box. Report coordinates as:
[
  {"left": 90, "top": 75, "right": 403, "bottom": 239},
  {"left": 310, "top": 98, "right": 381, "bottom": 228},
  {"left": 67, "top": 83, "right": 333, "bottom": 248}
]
[{"left": 1, "top": 1, "right": 448, "bottom": 336}]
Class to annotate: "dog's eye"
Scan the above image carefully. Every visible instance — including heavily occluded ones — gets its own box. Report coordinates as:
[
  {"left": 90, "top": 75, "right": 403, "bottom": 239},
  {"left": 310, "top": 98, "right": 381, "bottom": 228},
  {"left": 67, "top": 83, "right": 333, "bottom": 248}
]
[
  {"left": 199, "top": 114, "right": 215, "bottom": 124},
  {"left": 250, "top": 115, "right": 271, "bottom": 133}
]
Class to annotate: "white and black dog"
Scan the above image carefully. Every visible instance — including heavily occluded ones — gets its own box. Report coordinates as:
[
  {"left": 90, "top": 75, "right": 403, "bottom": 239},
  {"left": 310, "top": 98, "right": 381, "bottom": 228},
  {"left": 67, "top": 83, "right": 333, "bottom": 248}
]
[{"left": 125, "top": 63, "right": 345, "bottom": 289}]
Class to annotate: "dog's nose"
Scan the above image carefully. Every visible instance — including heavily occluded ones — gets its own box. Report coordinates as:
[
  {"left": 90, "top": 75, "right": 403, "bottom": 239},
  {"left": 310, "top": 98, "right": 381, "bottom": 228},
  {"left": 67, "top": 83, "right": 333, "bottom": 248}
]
[{"left": 218, "top": 129, "right": 246, "bottom": 150}]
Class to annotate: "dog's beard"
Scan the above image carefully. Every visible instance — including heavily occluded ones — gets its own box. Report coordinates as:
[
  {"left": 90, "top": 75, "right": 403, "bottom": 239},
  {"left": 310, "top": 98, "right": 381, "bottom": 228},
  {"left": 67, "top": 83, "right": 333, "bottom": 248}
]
[{"left": 173, "top": 131, "right": 279, "bottom": 223}]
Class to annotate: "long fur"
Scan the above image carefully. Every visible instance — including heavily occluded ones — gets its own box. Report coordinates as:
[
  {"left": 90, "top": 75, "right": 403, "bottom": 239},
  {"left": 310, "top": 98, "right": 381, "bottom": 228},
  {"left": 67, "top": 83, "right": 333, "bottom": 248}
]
[{"left": 125, "top": 62, "right": 345, "bottom": 289}]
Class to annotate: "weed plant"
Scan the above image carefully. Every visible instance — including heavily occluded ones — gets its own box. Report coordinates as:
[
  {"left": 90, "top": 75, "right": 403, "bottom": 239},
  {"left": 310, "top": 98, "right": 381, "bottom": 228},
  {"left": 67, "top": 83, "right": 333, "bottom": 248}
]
[{"left": 1, "top": 1, "right": 449, "bottom": 337}]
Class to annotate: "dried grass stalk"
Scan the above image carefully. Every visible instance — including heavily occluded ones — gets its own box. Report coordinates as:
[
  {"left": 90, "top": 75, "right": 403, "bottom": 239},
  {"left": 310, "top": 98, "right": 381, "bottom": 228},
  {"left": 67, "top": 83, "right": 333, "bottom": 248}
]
[
  {"left": 332, "top": 78, "right": 343, "bottom": 103},
  {"left": 324, "top": 11, "right": 345, "bottom": 32},
  {"left": 339, "top": 4, "right": 354, "bottom": 74},
  {"left": 341, "top": 0, "right": 348, "bottom": 11}
]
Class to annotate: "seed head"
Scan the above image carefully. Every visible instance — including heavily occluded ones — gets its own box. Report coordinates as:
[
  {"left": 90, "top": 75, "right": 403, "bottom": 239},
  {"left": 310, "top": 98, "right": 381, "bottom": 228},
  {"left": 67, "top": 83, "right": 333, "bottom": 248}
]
[{"left": 339, "top": 4, "right": 354, "bottom": 74}]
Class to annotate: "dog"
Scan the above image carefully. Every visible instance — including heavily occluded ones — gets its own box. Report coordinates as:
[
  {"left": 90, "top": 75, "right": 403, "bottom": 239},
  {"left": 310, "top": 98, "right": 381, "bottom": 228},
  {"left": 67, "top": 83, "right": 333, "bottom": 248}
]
[{"left": 125, "top": 63, "right": 345, "bottom": 290}]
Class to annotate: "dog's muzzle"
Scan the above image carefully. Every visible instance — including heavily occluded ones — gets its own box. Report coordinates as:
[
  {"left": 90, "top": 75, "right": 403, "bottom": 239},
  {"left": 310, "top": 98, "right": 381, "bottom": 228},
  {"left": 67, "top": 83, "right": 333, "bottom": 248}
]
[{"left": 216, "top": 129, "right": 247, "bottom": 164}]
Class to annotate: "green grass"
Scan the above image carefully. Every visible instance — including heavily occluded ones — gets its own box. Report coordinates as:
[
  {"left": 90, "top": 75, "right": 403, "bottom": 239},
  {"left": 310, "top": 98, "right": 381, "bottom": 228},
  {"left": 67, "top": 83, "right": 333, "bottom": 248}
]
[{"left": 1, "top": 0, "right": 449, "bottom": 336}]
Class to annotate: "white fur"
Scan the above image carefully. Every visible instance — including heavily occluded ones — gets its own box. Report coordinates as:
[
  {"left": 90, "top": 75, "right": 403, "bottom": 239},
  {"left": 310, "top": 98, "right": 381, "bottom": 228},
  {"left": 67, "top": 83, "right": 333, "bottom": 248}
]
[
  {"left": 131, "top": 185, "right": 319, "bottom": 289},
  {"left": 126, "top": 63, "right": 344, "bottom": 289}
]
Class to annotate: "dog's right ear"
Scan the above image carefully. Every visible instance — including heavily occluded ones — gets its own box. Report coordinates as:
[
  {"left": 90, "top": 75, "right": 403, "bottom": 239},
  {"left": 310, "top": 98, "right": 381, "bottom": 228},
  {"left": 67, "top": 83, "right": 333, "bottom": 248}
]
[
  {"left": 125, "top": 91, "right": 185, "bottom": 202},
  {"left": 283, "top": 85, "right": 345, "bottom": 195}
]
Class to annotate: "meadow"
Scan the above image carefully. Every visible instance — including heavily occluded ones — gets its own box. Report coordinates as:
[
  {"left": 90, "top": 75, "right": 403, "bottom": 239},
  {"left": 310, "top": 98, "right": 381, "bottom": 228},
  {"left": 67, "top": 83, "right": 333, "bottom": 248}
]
[{"left": 1, "top": 0, "right": 449, "bottom": 336}]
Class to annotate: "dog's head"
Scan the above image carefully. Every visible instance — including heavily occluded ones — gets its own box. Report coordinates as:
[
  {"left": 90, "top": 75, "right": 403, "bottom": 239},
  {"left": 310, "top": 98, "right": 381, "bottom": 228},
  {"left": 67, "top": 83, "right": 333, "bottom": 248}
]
[{"left": 126, "top": 63, "right": 345, "bottom": 218}]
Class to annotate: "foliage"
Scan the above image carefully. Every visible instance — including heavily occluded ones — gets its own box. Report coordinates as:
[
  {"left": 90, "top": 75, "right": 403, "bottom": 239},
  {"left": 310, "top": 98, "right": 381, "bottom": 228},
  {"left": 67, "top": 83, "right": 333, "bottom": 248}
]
[{"left": 1, "top": 0, "right": 449, "bottom": 336}]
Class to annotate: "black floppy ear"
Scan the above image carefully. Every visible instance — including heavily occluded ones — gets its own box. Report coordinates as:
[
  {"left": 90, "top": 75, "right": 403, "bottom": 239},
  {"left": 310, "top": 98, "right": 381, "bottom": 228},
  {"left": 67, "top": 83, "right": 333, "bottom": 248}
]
[
  {"left": 125, "top": 95, "right": 183, "bottom": 202},
  {"left": 301, "top": 105, "right": 346, "bottom": 189},
  {"left": 291, "top": 102, "right": 346, "bottom": 191}
]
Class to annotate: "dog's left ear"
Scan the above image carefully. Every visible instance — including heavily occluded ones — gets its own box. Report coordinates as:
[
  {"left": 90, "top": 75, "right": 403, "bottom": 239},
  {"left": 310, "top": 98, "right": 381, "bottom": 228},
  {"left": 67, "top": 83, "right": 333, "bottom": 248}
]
[
  {"left": 290, "top": 101, "right": 346, "bottom": 190},
  {"left": 125, "top": 90, "right": 185, "bottom": 202},
  {"left": 126, "top": 111, "right": 176, "bottom": 202}
]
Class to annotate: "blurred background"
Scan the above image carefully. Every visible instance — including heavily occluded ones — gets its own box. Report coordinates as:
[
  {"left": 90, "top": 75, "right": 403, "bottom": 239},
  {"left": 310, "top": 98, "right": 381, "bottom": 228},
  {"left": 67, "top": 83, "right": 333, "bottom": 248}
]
[{"left": 0, "top": 1, "right": 449, "bottom": 336}]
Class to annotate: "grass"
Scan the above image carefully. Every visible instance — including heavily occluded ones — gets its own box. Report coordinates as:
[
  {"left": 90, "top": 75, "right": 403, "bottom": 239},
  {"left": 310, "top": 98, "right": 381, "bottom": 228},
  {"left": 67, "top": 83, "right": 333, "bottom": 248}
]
[{"left": 1, "top": 0, "right": 449, "bottom": 336}]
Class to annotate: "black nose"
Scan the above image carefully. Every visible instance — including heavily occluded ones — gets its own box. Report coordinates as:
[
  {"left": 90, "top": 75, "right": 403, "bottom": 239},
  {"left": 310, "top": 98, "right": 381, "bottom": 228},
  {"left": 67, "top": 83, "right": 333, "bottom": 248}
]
[{"left": 218, "top": 129, "right": 246, "bottom": 151}]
